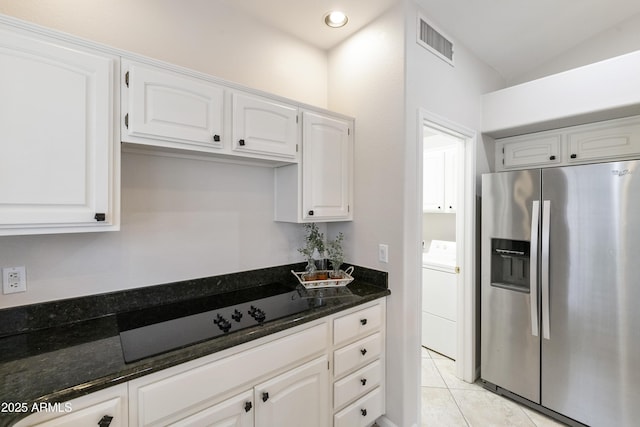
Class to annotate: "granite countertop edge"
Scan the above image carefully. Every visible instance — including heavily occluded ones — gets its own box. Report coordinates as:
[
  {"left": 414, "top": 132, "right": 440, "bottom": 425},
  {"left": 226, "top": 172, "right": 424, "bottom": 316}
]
[{"left": 0, "top": 276, "right": 389, "bottom": 426}]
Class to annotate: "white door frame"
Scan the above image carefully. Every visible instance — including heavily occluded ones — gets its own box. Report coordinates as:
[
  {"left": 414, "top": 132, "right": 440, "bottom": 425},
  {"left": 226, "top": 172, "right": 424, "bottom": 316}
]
[{"left": 418, "top": 109, "right": 477, "bottom": 382}]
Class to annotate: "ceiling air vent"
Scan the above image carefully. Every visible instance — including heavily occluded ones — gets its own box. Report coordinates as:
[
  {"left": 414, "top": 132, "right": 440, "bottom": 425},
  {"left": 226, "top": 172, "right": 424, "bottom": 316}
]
[{"left": 417, "top": 15, "right": 454, "bottom": 66}]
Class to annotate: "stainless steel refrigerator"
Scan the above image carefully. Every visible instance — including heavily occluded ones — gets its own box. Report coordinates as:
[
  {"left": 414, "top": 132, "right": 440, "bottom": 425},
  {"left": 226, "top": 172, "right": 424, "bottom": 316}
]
[{"left": 481, "top": 160, "right": 640, "bottom": 426}]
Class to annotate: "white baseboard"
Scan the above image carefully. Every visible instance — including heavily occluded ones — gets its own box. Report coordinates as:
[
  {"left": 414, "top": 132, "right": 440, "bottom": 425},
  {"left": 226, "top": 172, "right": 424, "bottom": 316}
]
[{"left": 375, "top": 415, "right": 402, "bottom": 427}]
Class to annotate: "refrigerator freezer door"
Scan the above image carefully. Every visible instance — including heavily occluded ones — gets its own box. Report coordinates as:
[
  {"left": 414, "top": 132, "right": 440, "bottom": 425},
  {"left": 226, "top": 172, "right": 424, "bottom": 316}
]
[
  {"left": 541, "top": 161, "right": 640, "bottom": 426},
  {"left": 481, "top": 169, "right": 541, "bottom": 403}
]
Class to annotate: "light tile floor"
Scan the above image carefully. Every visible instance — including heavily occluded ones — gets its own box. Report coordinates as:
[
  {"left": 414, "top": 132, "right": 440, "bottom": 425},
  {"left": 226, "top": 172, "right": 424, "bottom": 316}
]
[{"left": 421, "top": 347, "right": 566, "bottom": 427}]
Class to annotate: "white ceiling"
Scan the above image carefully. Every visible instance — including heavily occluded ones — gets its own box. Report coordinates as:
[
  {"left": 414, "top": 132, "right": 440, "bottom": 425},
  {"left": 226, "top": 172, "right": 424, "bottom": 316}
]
[
  {"left": 223, "top": 0, "right": 398, "bottom": 50},
  {"left": 225, "top": 0, "right": 640, "bottom": 81}
]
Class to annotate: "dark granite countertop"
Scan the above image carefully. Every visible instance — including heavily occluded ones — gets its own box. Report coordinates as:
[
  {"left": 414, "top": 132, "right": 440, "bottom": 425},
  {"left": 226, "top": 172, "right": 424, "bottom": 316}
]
[{"left": 0, "top": 263, "right": 389, "bottom": 426}]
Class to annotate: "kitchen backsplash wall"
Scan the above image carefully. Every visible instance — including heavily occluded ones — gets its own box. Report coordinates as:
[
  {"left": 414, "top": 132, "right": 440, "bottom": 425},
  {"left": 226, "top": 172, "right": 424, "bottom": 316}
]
[{"left": 0, "top": 152, "right": 306, "bottom": 309}]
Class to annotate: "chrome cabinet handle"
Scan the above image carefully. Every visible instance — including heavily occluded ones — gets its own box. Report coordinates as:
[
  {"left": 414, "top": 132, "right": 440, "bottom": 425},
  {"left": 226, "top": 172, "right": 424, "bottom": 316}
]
[
  {"left": 541, "top": 200, "right": 551, "bottom": 340},
  {"left": 530, "top": 200, "right": 540, "bottom": 337}
]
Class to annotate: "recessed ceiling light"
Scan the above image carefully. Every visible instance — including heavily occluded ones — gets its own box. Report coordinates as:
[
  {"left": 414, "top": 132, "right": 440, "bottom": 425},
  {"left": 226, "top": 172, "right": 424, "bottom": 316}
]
[{"left": 324, "top": 10, "right": 348, "bottom": 28}]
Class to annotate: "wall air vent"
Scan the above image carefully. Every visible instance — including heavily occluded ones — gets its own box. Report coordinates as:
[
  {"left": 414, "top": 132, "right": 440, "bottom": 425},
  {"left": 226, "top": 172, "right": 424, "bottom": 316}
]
[{"left": 417, "top": 15, "right": 454, "bottom": 66}]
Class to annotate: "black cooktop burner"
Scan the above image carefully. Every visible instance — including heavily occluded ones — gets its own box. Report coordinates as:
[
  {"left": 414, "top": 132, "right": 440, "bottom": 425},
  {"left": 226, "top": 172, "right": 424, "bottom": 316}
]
[{"left": 117, "top": 283, "right": 318, "bottom": 363}]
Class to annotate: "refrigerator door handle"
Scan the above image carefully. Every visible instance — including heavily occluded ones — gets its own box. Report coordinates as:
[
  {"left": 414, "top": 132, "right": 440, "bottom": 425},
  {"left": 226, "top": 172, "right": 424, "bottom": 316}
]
[
  {"left": 530, "top": 200, "right": 540, "bottom": 337},
  {"left": 541, "top": 200, "right": 551, "bottom": 340}
]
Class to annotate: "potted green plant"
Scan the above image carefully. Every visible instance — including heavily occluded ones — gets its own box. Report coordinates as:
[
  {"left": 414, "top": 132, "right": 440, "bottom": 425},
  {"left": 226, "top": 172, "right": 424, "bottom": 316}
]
[
  {"left": 298, "top": 223, "right": 325, "bottom": 280},
  {"left": 326, "top": 232, "right": 345, "bottom": 278}
]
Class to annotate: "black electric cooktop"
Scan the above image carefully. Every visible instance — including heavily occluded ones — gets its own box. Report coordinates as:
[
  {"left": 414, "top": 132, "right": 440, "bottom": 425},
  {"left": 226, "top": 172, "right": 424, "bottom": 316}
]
[{"left": 117, "top": 283, "right": 320, "bottom": 363}]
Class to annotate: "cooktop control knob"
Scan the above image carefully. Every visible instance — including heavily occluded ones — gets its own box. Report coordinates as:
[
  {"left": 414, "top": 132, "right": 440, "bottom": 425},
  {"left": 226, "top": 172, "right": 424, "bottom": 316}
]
[
  {"left": 214, "top": 314, "right": 232, "bottom": 333},
  {"left": 231, "top": 309, "right": 243, "bottom": 322},
  {"left": 248, "top": 305, "right": 267, "bottom": 323}
]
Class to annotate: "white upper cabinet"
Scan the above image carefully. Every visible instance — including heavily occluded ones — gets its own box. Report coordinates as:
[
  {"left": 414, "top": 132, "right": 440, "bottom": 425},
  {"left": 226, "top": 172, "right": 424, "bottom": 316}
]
[
  {"left": 302, "top": 111, "right": 352, "bottom": 221},
  {"left": 274, "top": 110, "right": 353, "bottom": 223},
  {"left": 423, "top": 150, "right": 446, "bottom": 212},
  {"left": 0, "top": 21, "right": 119, "bottom": 236},
  {"left": 495, "top": 115, "right": 640, "bottom": 171},
  {"left": 231, "top": 92, "right": 299, "bottom": 161},
  {"left": 497, "top": 132, "right": 563, "bottom": 170},
  {"left": 566, "top": 116, "right": 640, "bottom": 163},
  {"left": 444, "top": 147, "right": 458, "bottom": 213},
  {"left": 122, "top": 60, "right": 224, "bottom": 150},
  {"left": 423, "top": 147, "right": 456, "bottom": 213}
]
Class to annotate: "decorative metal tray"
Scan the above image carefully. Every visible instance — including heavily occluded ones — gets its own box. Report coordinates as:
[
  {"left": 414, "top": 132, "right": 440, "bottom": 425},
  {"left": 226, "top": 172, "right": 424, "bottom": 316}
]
[{"left": 291, "top": 266, "right": 355, "bottom": 289}]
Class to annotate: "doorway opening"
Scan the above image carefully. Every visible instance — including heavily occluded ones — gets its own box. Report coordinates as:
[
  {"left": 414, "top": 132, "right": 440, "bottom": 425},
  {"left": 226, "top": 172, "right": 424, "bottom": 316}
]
[
  {"left": 421, "top": 128, "right": 462, "bottom": 360},
  {"left": 419, "top": 111, "right": 477, "bottom": 384}
]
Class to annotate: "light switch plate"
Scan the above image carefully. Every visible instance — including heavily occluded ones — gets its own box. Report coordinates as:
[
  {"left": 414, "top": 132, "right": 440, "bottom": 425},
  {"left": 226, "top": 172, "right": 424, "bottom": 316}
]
[{"left": 378, "top": 244, "right": 389, "bottom": 263}]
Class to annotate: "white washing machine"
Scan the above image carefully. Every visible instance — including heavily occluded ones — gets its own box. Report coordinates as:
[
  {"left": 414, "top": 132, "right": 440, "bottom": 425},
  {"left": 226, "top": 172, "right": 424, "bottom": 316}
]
[{"left": 422, "top": 240, "right": 457, "bottom": 359}]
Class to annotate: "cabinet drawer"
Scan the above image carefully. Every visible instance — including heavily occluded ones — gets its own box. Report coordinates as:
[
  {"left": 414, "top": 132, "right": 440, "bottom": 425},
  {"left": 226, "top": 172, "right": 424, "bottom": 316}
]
[
  {"left": 334, "top": 360, "right": 382, "bottom": 409},
  {"left": 14, "top": 384, "right": 127, "bottom": 427},
  {"left": 333, "top": 387, "right": 383, "bottom": 427},
  {"left": 130, "top": 323, "right": 327, "bottom": 426},
  {"left": 334, "top": 303, "right": 383, "bottom": 346},
  {"left": 334, "top": 332, "right": 382, "bottom": 378}
]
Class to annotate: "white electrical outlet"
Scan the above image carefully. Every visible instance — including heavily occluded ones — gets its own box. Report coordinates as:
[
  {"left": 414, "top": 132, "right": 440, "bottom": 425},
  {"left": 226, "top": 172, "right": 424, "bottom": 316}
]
[
  {"left": 378, "top": 244, "right": 389, "bottom": 263},
  {"left": 3, "top": 266, "right": 27, "bottom": 294}
]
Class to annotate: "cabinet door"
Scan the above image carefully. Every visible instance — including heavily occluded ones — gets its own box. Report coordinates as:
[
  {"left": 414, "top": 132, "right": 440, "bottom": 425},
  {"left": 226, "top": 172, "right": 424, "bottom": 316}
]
[
  {"left": 0, "top": 25, "right": 118, "bottom": 235},
  {"left": 302, "top": 112, "right": 353, "bottom": 221},
  {"left": 443, "top": 148, "right": 457, "bottom": 213},
  {"left": 254, "top": 356, "right": 329, "bottom": 427},
  {"left": 423, "top": 150, "right": 445, "bottom": 212},
  {"left": 170, "top": 390, "right": 254, "bottom": 427},
  {"left": 499, "top": 133, "right": 562, "bottom": 169},
  {"left": 124, "top": 61, "right": 224, "bottom": 149},
  {"left": 566, "top": 117, "right": 640, "bottom": 163},
  {"left": 14, "top": 384, "right": 127, "bottom": 427},
  {"left": 231, "top": 92, "right": 298, "bottom": 161}
]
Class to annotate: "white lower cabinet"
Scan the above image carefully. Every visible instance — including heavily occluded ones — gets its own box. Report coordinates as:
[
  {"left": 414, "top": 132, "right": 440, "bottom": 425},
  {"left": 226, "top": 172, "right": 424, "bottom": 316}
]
[
  {"left": 14, "top": 384, "right": 128, "bottom": 427},
  {"left": 331, "top": 300, "right": 386, "bottom": 427},
  {"left": 169, "top": 390, "right": 254, "bottom": 427},
  {"left": 14, "top": 300, "right": 386, "bottom": 427},
  {"left": 254, "top": 356, "right": 329, "bottom": 427},
  {"left": 129, "top": 323, "right": 327, "bottom": 426}
]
